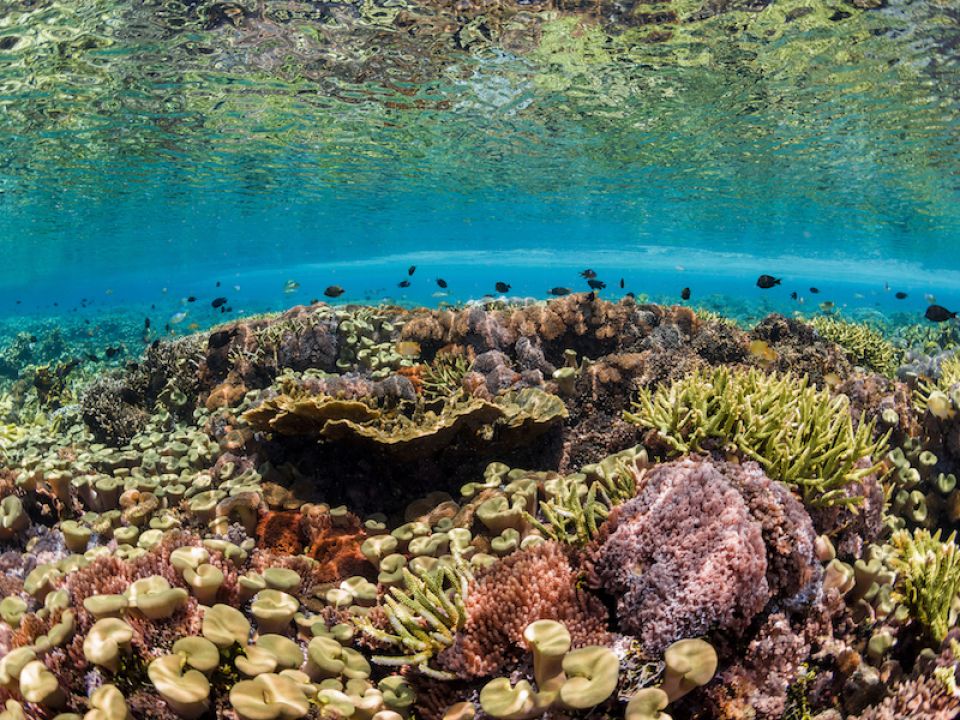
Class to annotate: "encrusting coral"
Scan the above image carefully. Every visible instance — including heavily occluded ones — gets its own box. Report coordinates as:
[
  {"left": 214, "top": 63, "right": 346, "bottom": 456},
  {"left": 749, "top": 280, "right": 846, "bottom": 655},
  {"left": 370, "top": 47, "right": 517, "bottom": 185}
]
[{"left": 585, "top": 456, "right": 820, "bottom": 653}]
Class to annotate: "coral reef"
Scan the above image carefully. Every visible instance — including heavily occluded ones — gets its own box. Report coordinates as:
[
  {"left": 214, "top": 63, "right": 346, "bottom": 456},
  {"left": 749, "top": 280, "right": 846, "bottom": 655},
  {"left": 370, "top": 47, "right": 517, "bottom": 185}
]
[{"left": 0, "top": 297, "right": 956, "bottom": 720}]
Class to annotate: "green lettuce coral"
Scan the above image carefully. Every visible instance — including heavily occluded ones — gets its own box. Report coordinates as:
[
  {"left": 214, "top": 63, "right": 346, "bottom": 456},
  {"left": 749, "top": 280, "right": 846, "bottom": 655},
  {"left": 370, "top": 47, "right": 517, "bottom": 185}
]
[{"left": 625, "top": 366, "right": 888, "bottom": 508}]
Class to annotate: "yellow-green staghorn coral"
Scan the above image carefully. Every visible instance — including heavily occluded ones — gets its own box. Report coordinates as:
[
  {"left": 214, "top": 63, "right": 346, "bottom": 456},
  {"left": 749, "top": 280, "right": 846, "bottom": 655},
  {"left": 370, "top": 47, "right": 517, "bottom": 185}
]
[
  {"left": 809, "top": 317, "right": 901, "bottom": 377},
  {"left": 888, "top": 528, "right": 960, "bottom": 642},
  {"left": 357, "top": 563, "right": 470, "bottom": 679},
  {"left": 625, "top": 366, "right": 888, "bottom": 508}
]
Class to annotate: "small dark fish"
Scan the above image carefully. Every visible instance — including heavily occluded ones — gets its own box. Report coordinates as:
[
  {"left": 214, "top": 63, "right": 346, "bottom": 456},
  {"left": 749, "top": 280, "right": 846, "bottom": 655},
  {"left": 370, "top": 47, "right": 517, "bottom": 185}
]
[
  {"left": 625, "top": 292, "right": 635, "bottom": 299},
  {"left": 104, "top": 346, "right": 121, "bottom": 358},
  {"left": 15, "top": 300, "right": 20, "bottom": 304},
  {"left": 398, "top": 280, "right": 411, "bottom": 288},
  {"left": 324, "top": 285, "right": 345, "bottom": 298},
  {"left": 436, "top": 278, "right": 448, "bottom": 289},
  {"left": 926, "top": 305, "right": 957, "bottom": 322},
  {"left": 790, "top": 291, "right": 798, "bottom": 300},
  {"left": 216, "top": 281, "right": 221, "bottom": 287},
  {"left": 680, "top": 287, "right": 691, "bottom": 300},
  {"left": 809, "top": 287, "right": 820, "bottom": 294},
  {"left": 580, "top": 269, "right": 597, "bottom": 279},
  {"left": 495, "top": 282, "right": 511, "bottom": 293},
  {"left": 587, "top": 291, "right": 596, "bottom": 301},
  {"left": 547, "top": 287, "right": 571, "bottom": 296},
  {"left": 151, "top": 339, "right": 160, "bottom": 349},
  {"left": 408, "top": 265, "right": 416, "bottom": 276},
  {"left": 144, "top": 318, "right": 151, "bottom": 329},
  {"left": 756, "top": 275, "right": 781, "bottom": 289},
  {"left": 151, "top": 304, "right": 155, "bottom": 310},
  {"left": 86, "top": 353, "right": 98, "bottom": 362},
  {"left": 187, "top": 296, "right": 197, "bottom": 303},
  {"left": 211, "top": 296, "right": 228, "bottom": 308},
  {"left": 53, "top": 302, "right": 58, "bottom": 307},
  {"left": 28, "top": 335, "right": 38, "bottom": 343},
  {"left": 310, "top": 298, "right": 319, "bottom": 305},
  {"left": 208, "top": 329, "right": 236, "bottom": 350},
  {"left": 587, "top": 279, "right": 606, "bottom": 290},
  {"left": 619, "top": 278, "right": 625, "bottom": 289},
  {"left": 895, "top": 292, "right": 908, "bottom": 300},
  {"left": 164, "top": 324, "right": 170, "bottom": 333}
]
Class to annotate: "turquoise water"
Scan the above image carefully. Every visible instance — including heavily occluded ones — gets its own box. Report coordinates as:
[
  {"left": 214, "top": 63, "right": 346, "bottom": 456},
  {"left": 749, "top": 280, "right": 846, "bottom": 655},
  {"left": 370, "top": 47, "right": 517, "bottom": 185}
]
[{"left": 1, "top": 0, "right": 959, "bottom": 332}]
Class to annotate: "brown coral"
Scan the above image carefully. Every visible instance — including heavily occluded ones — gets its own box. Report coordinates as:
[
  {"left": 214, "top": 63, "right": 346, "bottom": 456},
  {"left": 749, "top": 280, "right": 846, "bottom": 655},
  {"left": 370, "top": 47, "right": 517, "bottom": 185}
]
[{"left": 256, "top": 510, "right": 303, "bottom": 555}]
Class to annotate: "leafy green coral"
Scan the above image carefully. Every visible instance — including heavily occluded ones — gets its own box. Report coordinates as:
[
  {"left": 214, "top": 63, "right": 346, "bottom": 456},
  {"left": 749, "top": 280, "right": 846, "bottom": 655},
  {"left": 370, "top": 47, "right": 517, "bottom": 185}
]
[
  {"left": 888, "top": 528, "right": 960, "bottom": 642},
  {"left": 625, "top": 366, "right": 889, "bottom": 508},
  {"left": 242, "top": 387, "right": 567, "bottom": 459},
  {"left": 421, "top": 350, "right": 471, "bottom": 401},
  {"left": 809, "top": 317, "right": 901, "bottom": 377}
]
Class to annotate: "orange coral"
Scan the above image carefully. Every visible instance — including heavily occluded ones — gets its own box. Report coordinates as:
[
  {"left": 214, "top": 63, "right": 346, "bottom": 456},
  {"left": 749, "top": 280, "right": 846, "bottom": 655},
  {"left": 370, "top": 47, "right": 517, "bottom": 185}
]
[
  {"left": 300, "top": 506, "right": 369, "bottom": 583},
  {"left": 205, "top": 380, "right": 248, "bottom": 410},
  {"left": 396, "top": 365, "right": 424, "bottom": 394},
  {"left": 256, "top": 510, "right": 304, "bottom": 555}
]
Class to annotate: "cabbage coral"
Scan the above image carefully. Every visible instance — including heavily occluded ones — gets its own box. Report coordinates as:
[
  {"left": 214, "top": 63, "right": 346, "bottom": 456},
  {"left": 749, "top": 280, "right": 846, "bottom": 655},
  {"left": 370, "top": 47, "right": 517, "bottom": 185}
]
[{"left": 625, "top": 366, "right": 888, "bottom": 508}]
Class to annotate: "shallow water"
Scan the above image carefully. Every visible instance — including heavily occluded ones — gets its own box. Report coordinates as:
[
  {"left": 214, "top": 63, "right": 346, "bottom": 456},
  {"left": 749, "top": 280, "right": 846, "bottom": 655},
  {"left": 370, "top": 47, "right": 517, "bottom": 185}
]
[
  {"left": 5, "top": 4, "right": 960, "bottom": 719},
  {"left": 1, "top": 0, "right": 959, "bottom": 328}
]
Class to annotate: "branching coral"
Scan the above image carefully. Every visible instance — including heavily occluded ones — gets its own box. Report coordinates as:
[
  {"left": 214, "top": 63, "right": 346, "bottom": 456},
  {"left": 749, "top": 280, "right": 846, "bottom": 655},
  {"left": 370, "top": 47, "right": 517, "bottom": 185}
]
[
  {"left": 626, "top": 366, "right": 888, "bottom": 508},
  {"left": 438, "top": 542, "right": 609, "bottom": 679},
  {"left": 526, "top": 446, "right": 648, "bottom": 546},
  {"left": 421, "top": 349, "right": 472, "bottom": 401},
  {"left": 888, "top": 528, "right": 960, "bottom": 642},
  {"left": 357, "top": 563, "right": 470, "bottom": 679},
  {"left": 810, "top": 317, "right": 901, "bottom": 377}
]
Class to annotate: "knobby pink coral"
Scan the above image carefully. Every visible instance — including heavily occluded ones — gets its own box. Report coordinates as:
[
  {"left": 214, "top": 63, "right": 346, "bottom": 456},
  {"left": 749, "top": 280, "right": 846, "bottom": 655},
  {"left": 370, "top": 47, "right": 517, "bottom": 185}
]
[{"left": 586, "top": 457, "right": 819, "bottom": 654}]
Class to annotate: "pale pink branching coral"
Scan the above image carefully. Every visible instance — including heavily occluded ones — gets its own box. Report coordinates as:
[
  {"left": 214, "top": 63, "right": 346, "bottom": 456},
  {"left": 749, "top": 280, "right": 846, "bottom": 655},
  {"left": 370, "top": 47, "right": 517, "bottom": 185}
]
[{"left": 438, "top": 542, "right": 609, "bottom": 678}]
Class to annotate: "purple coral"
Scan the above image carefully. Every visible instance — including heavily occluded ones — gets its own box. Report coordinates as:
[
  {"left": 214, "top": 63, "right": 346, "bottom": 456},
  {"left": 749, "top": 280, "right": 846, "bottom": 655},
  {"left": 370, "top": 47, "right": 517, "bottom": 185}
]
[{"left": 586, "top": 457, "right": 819, "bottom": 654}]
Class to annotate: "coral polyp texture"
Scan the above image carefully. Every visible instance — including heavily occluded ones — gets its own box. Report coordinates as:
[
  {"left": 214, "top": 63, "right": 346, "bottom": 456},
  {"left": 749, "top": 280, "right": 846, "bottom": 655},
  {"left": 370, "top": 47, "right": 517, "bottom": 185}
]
[{"left": 1, "top": 297, "right": 959, "bottom": 720}]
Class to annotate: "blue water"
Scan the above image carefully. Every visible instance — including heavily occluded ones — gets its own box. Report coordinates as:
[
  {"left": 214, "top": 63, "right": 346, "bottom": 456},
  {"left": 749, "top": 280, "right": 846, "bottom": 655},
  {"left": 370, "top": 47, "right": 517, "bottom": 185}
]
[{"left": 1, "top": 0, "right": 959, "bottom": 336}]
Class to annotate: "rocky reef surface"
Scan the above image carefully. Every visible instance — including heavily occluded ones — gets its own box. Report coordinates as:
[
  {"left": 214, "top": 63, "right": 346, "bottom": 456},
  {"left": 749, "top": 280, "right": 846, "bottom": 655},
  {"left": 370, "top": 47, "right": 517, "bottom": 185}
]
[{"left": 2, "top": 295, "right": 960, "bottom": 720}]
